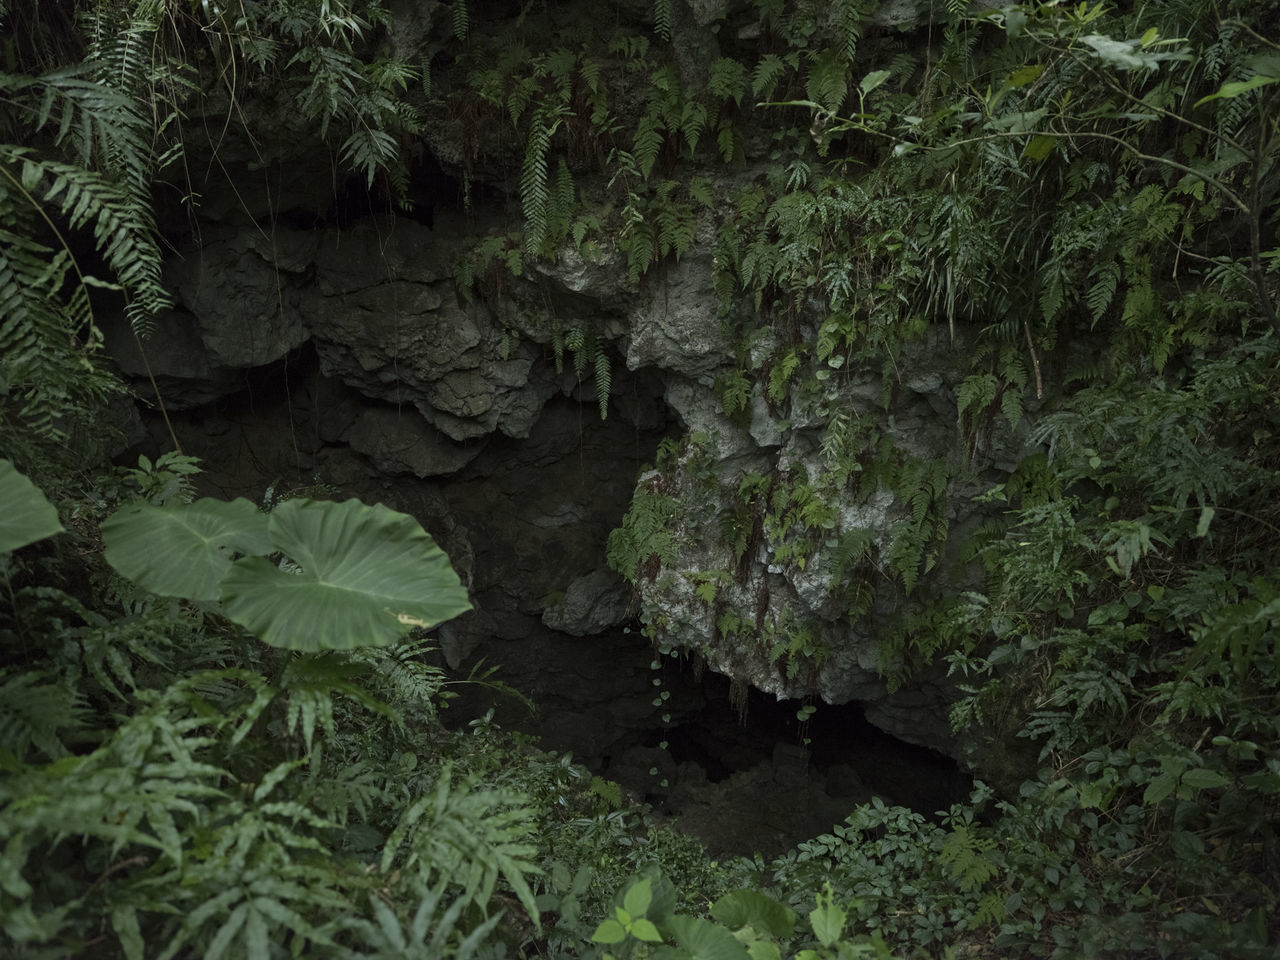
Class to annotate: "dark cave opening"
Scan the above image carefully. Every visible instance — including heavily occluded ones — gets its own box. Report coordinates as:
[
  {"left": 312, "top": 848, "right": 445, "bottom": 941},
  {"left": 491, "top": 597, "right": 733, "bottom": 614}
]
[{"left": 617, "top": 670, "right": 972, "bottom": 822}]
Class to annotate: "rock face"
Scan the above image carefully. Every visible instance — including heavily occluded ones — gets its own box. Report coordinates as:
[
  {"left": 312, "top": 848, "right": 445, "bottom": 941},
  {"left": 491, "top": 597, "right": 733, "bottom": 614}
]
[{"left": 106, "top": 0, "right": 1038, "bottom": 773}]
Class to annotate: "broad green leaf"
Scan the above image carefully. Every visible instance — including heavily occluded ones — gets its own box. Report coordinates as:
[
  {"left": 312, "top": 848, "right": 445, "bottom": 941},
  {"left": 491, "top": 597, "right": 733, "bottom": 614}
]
[
  {"left": 1195, "top": 506, "right": 1214, "bottom": 537},
  {"left": 1194, "top": 75, "right": 1278, "bottom": 108},
  {"left": 711, "top": 890, "right": 796, "bottom": 938},
  {"left": 808, "top": 896, "right": 846, "bottom": 948},
  {"left": 859, "top": 70, "right": 891, "bottom": 96},
  {"left": 1181, "top": 767, "right": 1228, "bottom": 790},
  {"left": 667, "top": 915, "right": 751, "bottom": 960},
  {"left": 623, "top": 877, "right": 653, "bottom": 918},
  {"left": 220, "top": 498, "right": 471, "bottom": 650},
  {"left": 629, "top": 918, "right": 663, "bottom": 943},
  {"left": 0, "top": 460, "right": 64, "bottom": 552},
  {"left": 592, "top": 918, "right": 627, "bottom": 944},
  {"left": 1143, "top": 771, "right": 1177, "bottom": 805},
  {"left": 102, "top": 498, "right": 271, "bottom": 601},
  {"left": 1024, "top": 134, "right": 1056, "bottom": 161}
]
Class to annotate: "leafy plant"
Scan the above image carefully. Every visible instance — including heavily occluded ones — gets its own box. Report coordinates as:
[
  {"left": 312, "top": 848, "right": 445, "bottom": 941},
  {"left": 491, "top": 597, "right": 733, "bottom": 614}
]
[{"left": 101, "top": 496, "right": 471, "bottom": 650}]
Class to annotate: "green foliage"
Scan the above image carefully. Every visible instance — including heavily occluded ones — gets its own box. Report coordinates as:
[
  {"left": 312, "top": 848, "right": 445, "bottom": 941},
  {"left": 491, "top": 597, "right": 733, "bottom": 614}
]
[
  {"left": 0, "top": 459, "right": 63, "bottom": 551},
  {"left": 607, "top": 483, "right": 682, "bottom": 584},
  {"left": 102, "top": 497, "right": 471, "bottom": 650}
]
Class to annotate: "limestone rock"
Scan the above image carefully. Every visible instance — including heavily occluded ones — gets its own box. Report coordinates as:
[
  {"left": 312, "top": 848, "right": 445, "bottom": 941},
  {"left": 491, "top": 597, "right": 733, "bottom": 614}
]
[
  {"left": 167, "top": 234, "right": 310, "bottom": 370},
  {"left": 625, "top": 254, "right": 733, "bottom": 381},
  {"left": 542, "top": 569, "right": 632, "bottom": 636},
  {"left": 341, "top": 405, "right": 484, "bottom": 477},
  {"left": 307, "top": 218, "right": 559, "bottom": 440}
]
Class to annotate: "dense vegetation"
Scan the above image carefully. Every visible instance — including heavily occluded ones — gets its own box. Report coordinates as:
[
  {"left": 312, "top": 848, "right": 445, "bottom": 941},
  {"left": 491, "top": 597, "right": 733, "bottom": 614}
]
[{"left": 2, "top": 1, "right": 1278, "bottom": 958}]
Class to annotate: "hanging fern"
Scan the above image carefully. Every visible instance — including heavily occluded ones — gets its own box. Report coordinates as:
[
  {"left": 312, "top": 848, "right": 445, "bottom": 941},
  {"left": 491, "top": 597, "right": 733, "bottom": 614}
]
[
  {"left": 451, "top": 0, "right": 469, "bottom": 41},
  {"left": 520, "top": 103, "right": 565, "bottom": 252},
  {"left": 653, "top": 0, "right": 672, "bottom": 43},
  {"left": 595, "top": 348, "right": 612, "bottom": 420}
]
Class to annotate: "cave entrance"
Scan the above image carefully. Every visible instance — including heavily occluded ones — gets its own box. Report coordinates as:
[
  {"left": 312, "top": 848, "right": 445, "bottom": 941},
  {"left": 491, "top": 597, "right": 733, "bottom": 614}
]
[{"left": 597, "top": 671, "right": 972, "bottom": 859}]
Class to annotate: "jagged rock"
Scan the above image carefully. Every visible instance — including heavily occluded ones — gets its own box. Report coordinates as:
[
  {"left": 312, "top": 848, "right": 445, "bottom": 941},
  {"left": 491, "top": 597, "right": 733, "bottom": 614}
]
[
  {"left": 341, "top": 405, "right": 484, "bottom": 477},
  {"left": 167, "top": 233, "right": 311, "bottom": 369},
  {"left": 306, "top": 218, "right": 560, "bottom": 440},
  {"left": 625, "top": 254, "right": 733, "bottom": 381},
  {"left": 102, "top": 309, "right": 243, "bottom": 410},
  {"left": 542, "top": 569, "right": 632, "bottom": 635}
]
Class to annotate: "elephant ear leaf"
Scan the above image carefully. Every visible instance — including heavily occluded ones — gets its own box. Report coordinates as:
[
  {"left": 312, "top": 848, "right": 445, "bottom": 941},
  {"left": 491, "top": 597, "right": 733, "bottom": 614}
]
[
  {"left": 220, "top": 498, "right": 471, "bottom": 651},
  {"left": 0, "top": 460, "right": 64, "bottom": 552},
  {"left": 102, "top": 498, "right": 271, "bottom": 601}
]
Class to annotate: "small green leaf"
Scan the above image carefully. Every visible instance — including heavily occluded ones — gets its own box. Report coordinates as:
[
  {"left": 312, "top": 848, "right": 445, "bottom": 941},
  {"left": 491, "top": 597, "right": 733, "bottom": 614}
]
[
  {"left": 1195, "top": 75, "right": 1279, "bottom": 108},
  {"left": 623, "top": 878, "right": 653, "bottom": 918},
  {"left": 1195, "top": 506, "right": 1214, "bottom": 537},
  {"left": 1008, "top": 64, "right": 1044, "bottom": 88},
  {"left": 1143, "top": 772, "right": 1177, "bottom": 805},
  {"left": 858, "top": 70, "right": 891, "bottom": 96},
  {"left": 1181, "top": 768, "right": 1228, "bottom": 790},
  {"left": 630, "top": 919, "right": 663, "bottom": 943},
  {"left": 592, "top": 918, "right": 627, "bottom": 944}
]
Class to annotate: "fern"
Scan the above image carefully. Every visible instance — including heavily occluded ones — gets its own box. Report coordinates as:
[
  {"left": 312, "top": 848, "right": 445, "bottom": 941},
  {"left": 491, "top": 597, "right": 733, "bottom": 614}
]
[
  {"left": 595, "top": 348, "right": 612, "bottom": 420},
  {"left": 335, "top": 882, "right": 504, "bottom": 958},
  {"left": 715, "top": 369, "right": 752, "bottom": 418},
  {"left": 752, "top": 53, "right": 788, "bottom": 99},
  {"left": 280, "top": 652, "right": 400, "bottom": 752},
  {"left": 709, "top": 58, "right": 747, "bottom": 106},
  {"left": 805, "top": 47, "right": 849, "bottom": 114},
  {"left": 956, "top": 373, "right": 999, "bottom": 424},
  {"left": 521, "top": 103, "right": 566, "bottom": 251},
  {"left": 625, "top": 218, "right": 656, "bottom": 284},
  {"left": 768, "top": 349, "right": 800, "bottom": 402},
  {"left": 0, "top": 670, "right": 87, "bottom": 762},
  {"left": 653, "top": 0, "right": 672, "bottom": 43},
  {"left": 680, "top": 99, "right": 708, "bottom": 154},
  {"left": 451, "top": 0, "right": 469, "bottom": 41},
  {"left": 382, "top": 767, "right": 540, "bottom": 922},
  {"left": 633, "top": 114, "right": 664, "bottom": 180}
]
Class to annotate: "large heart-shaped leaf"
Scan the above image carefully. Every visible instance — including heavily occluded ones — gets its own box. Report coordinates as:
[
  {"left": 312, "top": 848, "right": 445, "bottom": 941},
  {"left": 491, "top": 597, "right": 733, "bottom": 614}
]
[
  {"left": 220, "top": 498, "right": 471, "bottom": 650},
  {"left": 102, "top": 498, "right": 272, "bottom": 601},
  {"left": 0, "top": 460, "right": 64, "bottom": 552}
]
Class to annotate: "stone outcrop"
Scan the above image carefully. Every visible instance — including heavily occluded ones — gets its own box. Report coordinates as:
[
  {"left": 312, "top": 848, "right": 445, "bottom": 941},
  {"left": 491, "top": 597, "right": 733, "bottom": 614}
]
[{"left": 105, "top": 0, "right": 1036, "bottom": 773}]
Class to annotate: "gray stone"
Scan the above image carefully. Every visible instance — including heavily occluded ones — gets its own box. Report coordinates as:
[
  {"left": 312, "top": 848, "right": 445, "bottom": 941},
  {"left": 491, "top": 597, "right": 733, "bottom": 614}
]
[
  {"left": 341, "top": 405, "right": 483, "bottom": 477},
  {"left": 102, "top": 309, "right": 243, "bottom": 409},
  {"left": 625, "top": 254, "right": 733, "bottom": 381},
  {"left": 168, "top": 235, "right": 309, "bottom": 369},
  {"left": 542, "top": 569, "right": 632, "bottom": 635}
]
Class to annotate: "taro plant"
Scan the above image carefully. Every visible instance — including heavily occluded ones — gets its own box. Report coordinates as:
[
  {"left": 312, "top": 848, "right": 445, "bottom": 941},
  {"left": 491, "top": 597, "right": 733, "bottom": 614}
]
[{"left": 101, "top": 494, "right": 471, "bottom": 651}]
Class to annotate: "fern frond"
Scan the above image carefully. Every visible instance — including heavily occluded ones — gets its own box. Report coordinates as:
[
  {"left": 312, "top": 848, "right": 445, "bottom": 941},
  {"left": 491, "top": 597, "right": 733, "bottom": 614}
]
[
  {"left": 709, "top": 58, "right": 747, "bottom": 106},
  {"left": 653, "top": 0, "right": 672, "bottom": 42},
  {"left": 520, "top": 104, "right": 565, "bottom": 251},
  {"left": 0, "top": 670, "right": 87, "bottom": 762},
  {"left": 752, "top": 54, "right": 788, "bottom": 98},
  {"left": 633, "top": 114, "right": 664, "bottom": 180},
  {"left": 451, "top": 0, "right": 469, "bottom": 41},
  {"left": 382, "top": 767, "right": 540, "bottom": 922},
  {"left": 595, "top": 348, "right": 611, "bottom": 420},
  {"left": 4, "top": 148, "right": 170, "bottom": 332}
]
